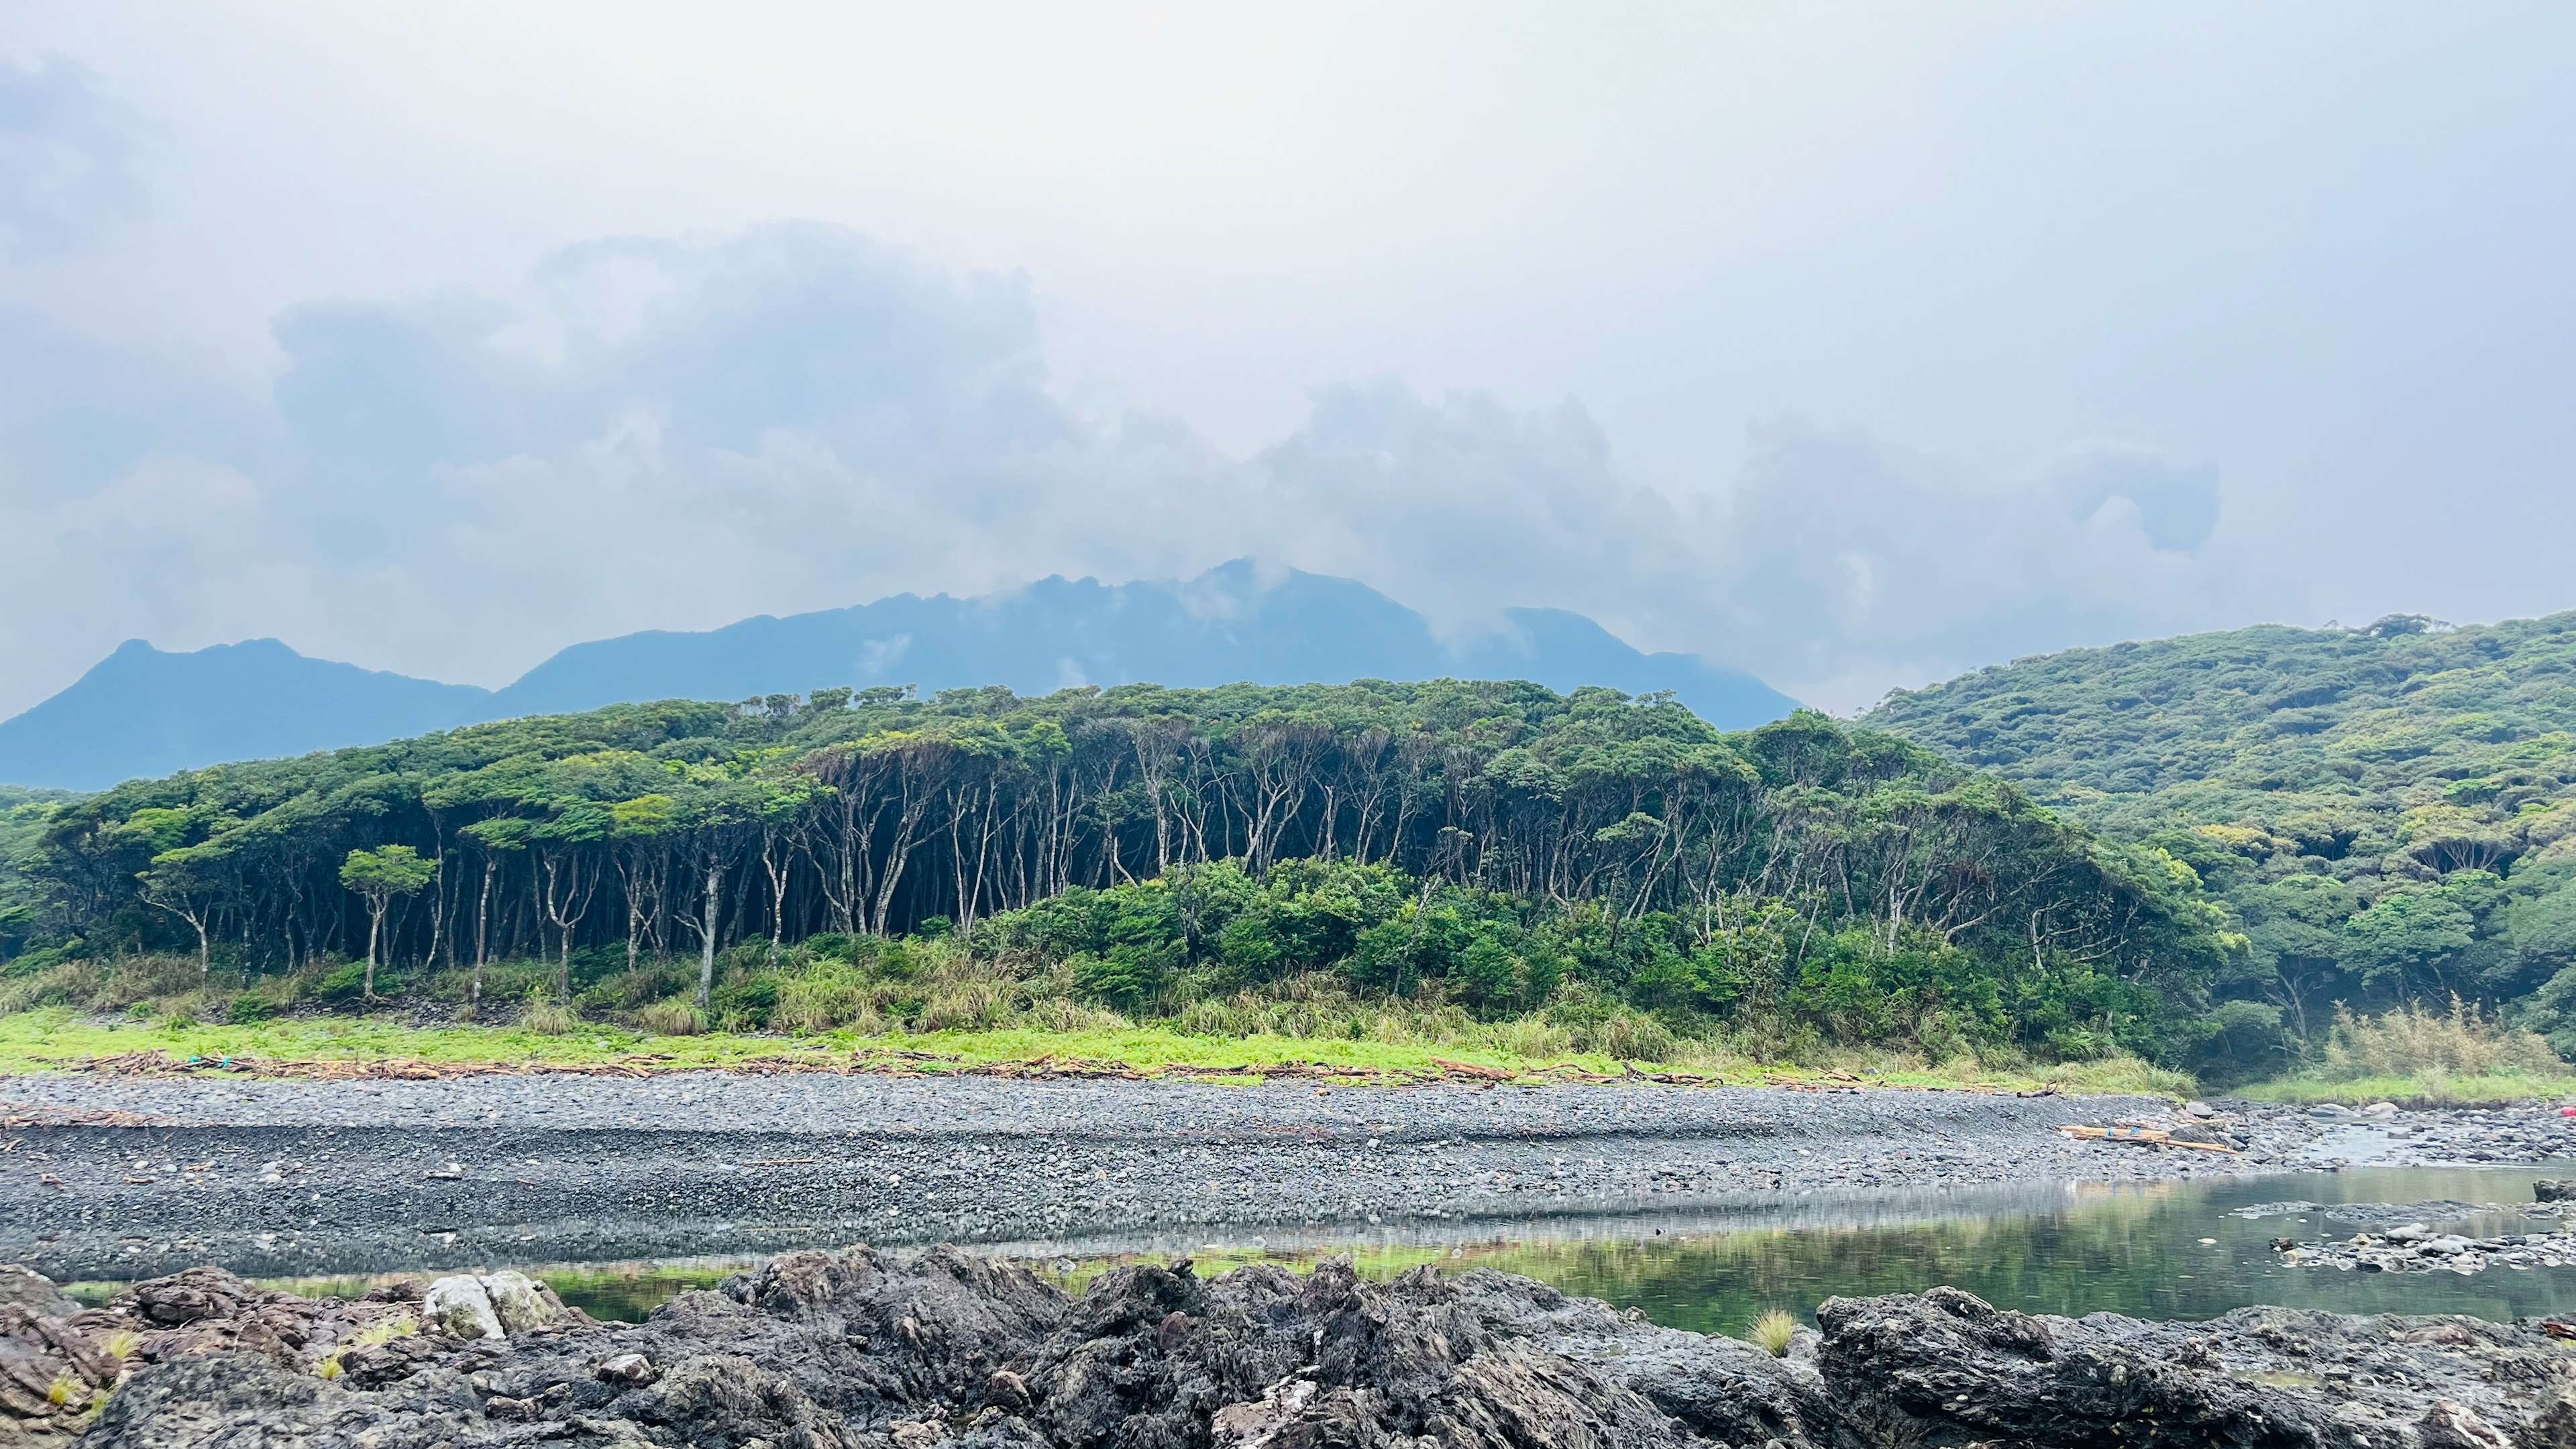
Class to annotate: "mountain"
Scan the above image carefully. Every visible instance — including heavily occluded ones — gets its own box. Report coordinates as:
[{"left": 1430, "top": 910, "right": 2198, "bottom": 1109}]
[
  {"left": 1864, "top": 610, "right": 2576, "bottom": 1068},
  {"left": 0, "top": 564, "right": 1795, "bottom": 790},
  {"left": 1862, "top": 610, "right": 2576, "bottom": 851},
  {"left": 494, "top": 562, "right": 1791, "bottom": 726},
  {"left": 0, "top": 639, "right": 497, "bottom": 793}
]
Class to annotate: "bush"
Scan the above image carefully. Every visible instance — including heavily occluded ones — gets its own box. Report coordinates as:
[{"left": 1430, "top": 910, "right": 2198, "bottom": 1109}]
[
  {"left": 225, "top": 994, "right": 274, "bottom": 1024},
  {"left": 712, "top": 973, "right": 781, "bottom": 1028},
  {"left": 519, "top": 1000, "right": 581, "bottom": 1036},
  {"left": 635, "top": 999, "right": 706, "bottom": 1036},
  {"left": 315, "top": 963, "right": 371, "bottom": 1004},
  {"left": 2320, "top": 998, "right": 2565, "bottom": 1081},
  {"left": 1746, "top": 1309, "right": 1799, "bottom": 1357}
]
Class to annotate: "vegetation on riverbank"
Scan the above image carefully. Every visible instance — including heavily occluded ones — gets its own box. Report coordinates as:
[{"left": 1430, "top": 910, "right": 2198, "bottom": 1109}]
[
  {"left": 1867, "top": 611, "right": 2576, "bottom": 1085},
  {"left": 2229, "top": 998, "right": 2570, "bottom": 1106},
  {"left": 0, "top": 1004, "right": 2192, "bottom": 1096},
  {"left": 0, "top": 684, "right": 2243, "bottom": 1079}
]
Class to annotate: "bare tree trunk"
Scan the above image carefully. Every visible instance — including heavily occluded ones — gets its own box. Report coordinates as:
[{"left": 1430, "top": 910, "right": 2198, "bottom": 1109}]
[
  {"left": 472, "top": 858, "right": 496, "bottom": 1012},
  {"left": 696, "top": 863, "right": 724, "bottom": 1010},
  {"left": 362, "top": 898, "right": 384, "bottom": 1000}
]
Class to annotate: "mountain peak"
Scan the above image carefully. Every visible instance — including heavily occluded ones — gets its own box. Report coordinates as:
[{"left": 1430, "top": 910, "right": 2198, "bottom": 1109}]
[{"left": 3, "top": 568, "right": 1794, "bottom": 790}]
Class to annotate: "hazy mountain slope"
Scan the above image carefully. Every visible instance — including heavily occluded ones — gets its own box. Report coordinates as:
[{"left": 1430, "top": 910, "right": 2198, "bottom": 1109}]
[
  {"left": 496, "top": 561, "right": 1796, "bottom": 729},
  {"left": 0, "top": 640, "right": 497, "bottom": 792}
]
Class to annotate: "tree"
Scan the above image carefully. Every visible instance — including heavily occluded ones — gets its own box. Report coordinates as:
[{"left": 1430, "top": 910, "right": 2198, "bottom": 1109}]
[{"left": 341, "top": 845, "right": 436, "bottom": 1000}]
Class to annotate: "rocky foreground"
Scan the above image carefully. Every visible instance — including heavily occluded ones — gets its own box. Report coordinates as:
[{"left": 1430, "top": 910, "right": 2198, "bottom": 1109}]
[{"left": 8, "top": 1250, "right": 2576, "bottom": 1448}]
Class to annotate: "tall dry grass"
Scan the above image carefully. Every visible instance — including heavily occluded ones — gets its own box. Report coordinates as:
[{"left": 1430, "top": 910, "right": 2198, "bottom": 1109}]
[{"left": 2320, "top": 998, "right": 2565, "bottom": 1082}]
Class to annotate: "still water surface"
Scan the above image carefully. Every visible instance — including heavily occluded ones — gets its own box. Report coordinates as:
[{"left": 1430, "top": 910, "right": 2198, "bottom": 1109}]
[{"left": 236, "top": 1163, "right": 2576, "bottom": 1334}]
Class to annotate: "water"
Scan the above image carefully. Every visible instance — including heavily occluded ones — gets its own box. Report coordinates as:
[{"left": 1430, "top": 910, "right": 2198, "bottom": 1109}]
[{"left": 102, "top": 1163, "right": 2576, "bottom": 1334}]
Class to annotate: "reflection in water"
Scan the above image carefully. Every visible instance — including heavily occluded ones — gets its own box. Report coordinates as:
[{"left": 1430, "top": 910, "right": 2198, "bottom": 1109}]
[{"left": 105, "top": 1163, "right": 2576, "bottom": 1332}]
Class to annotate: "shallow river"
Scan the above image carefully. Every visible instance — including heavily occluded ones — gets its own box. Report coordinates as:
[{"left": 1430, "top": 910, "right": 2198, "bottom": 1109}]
[{"left": 85, "top": 1163, "right": 2576, "bottom": 1336}]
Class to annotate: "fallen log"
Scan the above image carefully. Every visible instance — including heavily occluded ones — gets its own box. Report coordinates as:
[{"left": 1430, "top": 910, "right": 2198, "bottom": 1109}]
[{"left": 2057, "top": 1124, "right": 2240, "bottom": 1154}]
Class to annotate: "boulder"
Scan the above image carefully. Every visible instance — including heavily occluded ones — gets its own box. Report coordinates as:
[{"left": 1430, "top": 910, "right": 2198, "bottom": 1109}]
[{"left": 420, "top": 1276, "right": 502, "bottom": 1341}]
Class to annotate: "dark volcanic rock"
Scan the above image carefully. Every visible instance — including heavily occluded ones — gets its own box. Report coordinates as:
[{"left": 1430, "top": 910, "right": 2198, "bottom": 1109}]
[
  {"left": 31, "top": 1252, "right": 2576, "bottom": 1448},
  {"left": 1819, "top": 1285, "right": 2576, "bottom": 1448}
]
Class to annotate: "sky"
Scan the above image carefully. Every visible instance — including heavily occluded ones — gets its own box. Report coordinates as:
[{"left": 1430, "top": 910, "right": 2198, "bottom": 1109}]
[{"left": 1, "top": 2, "right": 2570, "bottom": 720}]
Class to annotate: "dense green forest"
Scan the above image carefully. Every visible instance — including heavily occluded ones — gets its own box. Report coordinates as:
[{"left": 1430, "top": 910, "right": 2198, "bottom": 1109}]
[
  {"left": 1868, "top": 612, "right": 2576, "bottom": 1066},
  {"left": 0, "top": 680, "right": 2233, "bottom": 1069}
]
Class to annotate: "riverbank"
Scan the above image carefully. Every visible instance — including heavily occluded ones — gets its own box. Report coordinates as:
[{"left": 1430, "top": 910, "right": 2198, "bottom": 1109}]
[
  {"left": 0, "top": 1005, "right": 2197, "bottom": 1095},
  {"left": 0, "top": 1068, "right": 2346, "bottom": 1286}
]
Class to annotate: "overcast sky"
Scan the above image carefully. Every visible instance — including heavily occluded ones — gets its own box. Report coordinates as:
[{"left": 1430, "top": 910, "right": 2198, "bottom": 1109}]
[{"left": 2, "top": 3, "right": 2569, "bottom": 719}]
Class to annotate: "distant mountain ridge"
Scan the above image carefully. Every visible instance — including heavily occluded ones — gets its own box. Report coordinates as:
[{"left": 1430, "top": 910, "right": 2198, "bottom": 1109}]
[{"left": 0, "top": 563, "right": 1796, "bottom": 790}]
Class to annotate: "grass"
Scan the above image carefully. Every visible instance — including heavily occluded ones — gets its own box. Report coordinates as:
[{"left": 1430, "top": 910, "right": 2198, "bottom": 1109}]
[
  {"left": 0, "top": 1005, "right": 2182, "bottom": 1095},
  {"left": 1746, "top": 1308, "right": 1800, "bottom": 1356},
  {"left": 2233, "top": 1071, "right": 2573, "bottom": 1108},
  {"left": 2233, "top": 1000, "right": 2574, "bottom": 1107}
]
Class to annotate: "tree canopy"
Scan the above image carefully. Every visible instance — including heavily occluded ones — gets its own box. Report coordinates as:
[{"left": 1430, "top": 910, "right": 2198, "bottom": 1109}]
[
  {"left": 0, "top": 679, "right": 2232, "bottom": 1065},
  {"left": 1866, "top": 610, "right": 2576, "bottom": 1071}
]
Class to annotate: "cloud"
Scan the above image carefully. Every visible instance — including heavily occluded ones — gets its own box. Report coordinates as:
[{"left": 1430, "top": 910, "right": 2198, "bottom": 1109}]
[
  {"left": 0, "top": 219, "right": 2304, "bottom": 720},
  {"left": 0, "top": 57, "right": 146, "bottom": 255},
  {"left": 1249, "top": 387, "right": 2294, "bottom": 708}
]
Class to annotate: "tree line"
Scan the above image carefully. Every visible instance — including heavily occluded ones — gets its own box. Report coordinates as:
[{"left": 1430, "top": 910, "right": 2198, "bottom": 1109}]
[{"left": 7, "top": 680, "right": 2231, "bottom": 1054}]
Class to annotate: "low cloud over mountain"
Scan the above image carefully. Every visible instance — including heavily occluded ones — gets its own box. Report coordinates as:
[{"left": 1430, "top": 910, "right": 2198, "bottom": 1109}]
[{"left": 1, "top": 218, "right": 2284, "bottom": 720}]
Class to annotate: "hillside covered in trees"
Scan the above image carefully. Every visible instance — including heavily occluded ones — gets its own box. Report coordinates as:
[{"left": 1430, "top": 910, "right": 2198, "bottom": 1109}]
[
  {"left": 1867, "top": 612, "right": 2576, "bottom": 1067},
  {"left": 0, "top": 681, "right": 2233, "bottom": 1069}
]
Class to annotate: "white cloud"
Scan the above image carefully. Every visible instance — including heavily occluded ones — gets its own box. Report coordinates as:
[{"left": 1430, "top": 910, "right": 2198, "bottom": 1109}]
[
  {"left": 0, "top": 220, "right": 2301, "bottom": 720},
  {"left": 1249, "top": 388, "right": 2292, "bottom": 709},
  {"left": 0, "top": 56, "right": 146, "bottom": 255}
]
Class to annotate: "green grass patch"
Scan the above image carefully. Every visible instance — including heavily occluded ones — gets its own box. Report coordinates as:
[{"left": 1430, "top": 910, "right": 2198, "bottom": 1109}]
[
  {"left": 2233, "top": 1069, "right": 2575, "bottom": 1108},
  {"left": 0, "top": 1006, "right": 2176, "bottom": 1097}
]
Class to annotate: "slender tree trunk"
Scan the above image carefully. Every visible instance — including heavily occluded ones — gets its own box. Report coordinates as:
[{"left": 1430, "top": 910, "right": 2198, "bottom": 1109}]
[
  {"left": 472, "top": 858, "right": 496, "bottom": 1013},
  {"left": 362, "top": 898, "right": 384, "bottom": 1000},
  {"left": 696, "top": 863, "right": 724, "bottom": 1010}
]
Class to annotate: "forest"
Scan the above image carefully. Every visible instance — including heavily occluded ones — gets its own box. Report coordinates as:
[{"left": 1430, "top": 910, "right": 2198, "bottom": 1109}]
[
  {"left": 1868, "top": 611, "right": 2576, "bottom": 1073},
  {"left": 0, "top": 680, "right": 2234, "bottom": 1070}
]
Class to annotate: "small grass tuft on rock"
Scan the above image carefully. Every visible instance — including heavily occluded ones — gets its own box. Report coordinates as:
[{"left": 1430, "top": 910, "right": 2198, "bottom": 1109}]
[{"left": 1747, "top": 1308, "right": 1799, "bottom": 1357}]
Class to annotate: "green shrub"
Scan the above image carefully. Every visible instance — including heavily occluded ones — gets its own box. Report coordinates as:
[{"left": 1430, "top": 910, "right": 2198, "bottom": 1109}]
[
  {"left": 712, "top": 973, "right": 780, "bottom": 1027},
  {"left": 519, "top": 1000, "right": 581, "bottom": 1035},
  {"left": 315, "top": 963, "right": 371, "bottom": 1004},
  {"left": 635, "top": 999, "right": 706, "bottom": 1036}
]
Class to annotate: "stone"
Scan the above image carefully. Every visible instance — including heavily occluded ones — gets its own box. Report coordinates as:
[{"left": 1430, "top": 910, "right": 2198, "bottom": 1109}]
[
  {"left": 2536, "top": 1179, "right": 2576, "bottom": 1203},
  {"left": 421, "top": 1275, "right": 502, "bottom": 1340},
  {"left": 477, "top": 1271, "right": 557, "bottom": 1336},
  {"left": 594, "top": 1352, "right": 657, "bottom": 1387}
]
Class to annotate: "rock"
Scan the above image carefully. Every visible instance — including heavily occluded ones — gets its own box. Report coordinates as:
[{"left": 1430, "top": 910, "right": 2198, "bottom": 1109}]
[
  {"left": 0, "top": 1265, "right": 115, "bottom": 1440},
  {"left": 0, "top": 1265, "right": 76, "bottom": 1321},
  {"left": 2183, "top": 1100, "right": 2218, "bottom": 1118},
  {"left": 594, "top": 1351, "right": 658, "bottom": 1387},
  {"left": 1817, "top": 1287, "right": 2576, "bottom": 1448},
  {"left": 478, "top": 1270, "right": 559, "bottom": 1336},
  {"left": 2365, "top": 1100, "right": 2403, "bottom": 1117},
  {"left": 421, "top": 1275, "right": 502, "bottom": 1340},
  {"left": 2537, "top": 1179, "right": 2576, "bottom": 1203},
  {"left": 56, "top": 1250, "right": 2576, "bottom": 1448}
]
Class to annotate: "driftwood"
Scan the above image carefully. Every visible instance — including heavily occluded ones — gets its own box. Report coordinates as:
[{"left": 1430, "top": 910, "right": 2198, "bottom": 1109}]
[{"left": 2057, "top": 1123, "right": 2241, "bottom": 1155}]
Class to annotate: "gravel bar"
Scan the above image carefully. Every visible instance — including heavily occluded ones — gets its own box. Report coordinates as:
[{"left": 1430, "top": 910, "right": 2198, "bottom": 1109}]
[{"left": 2, "top": 1071, "right": 2564, "bottom": 1283}]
